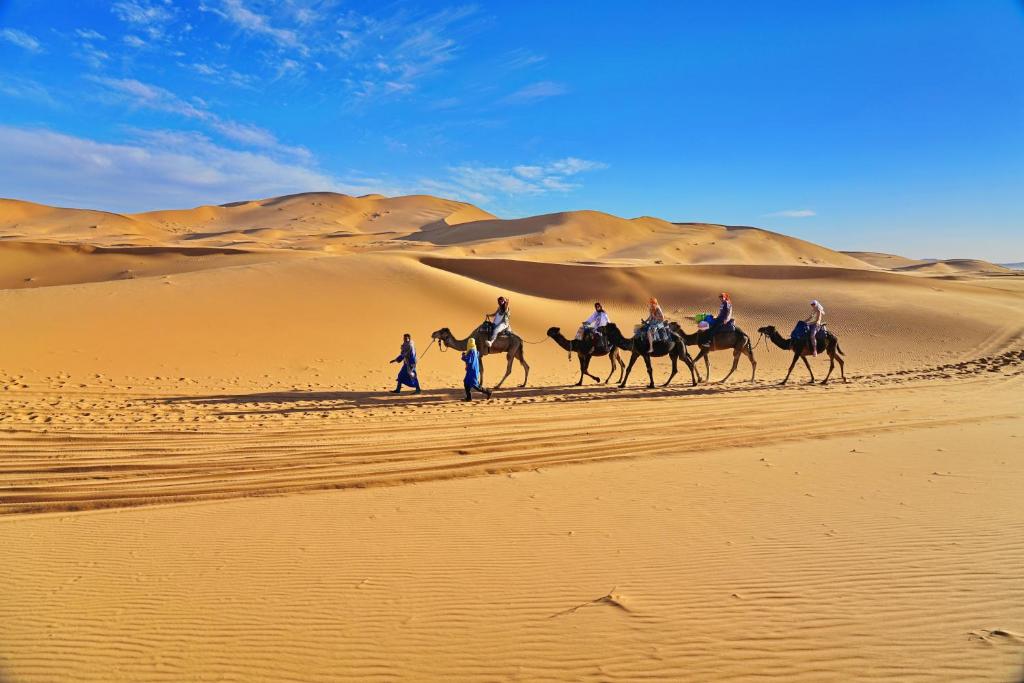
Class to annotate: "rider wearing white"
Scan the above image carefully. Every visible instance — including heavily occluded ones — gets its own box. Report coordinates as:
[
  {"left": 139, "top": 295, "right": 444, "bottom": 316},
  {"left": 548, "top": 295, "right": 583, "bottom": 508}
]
[
  {"left": 576, "top": 302, "right": 610, "bottom": 341},
  {"left": 485, "top": 296, "right": 511, "bottom": 347},
  {"left": 805, "top": 299, "right": 825, "bottom": 356}
]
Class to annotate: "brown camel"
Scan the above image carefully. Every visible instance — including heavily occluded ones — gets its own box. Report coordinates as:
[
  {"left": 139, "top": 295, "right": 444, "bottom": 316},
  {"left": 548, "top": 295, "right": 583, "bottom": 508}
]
[
  {"left": 604, "top": 322, "right": 697, "bottom": 389},
  {"left": 431, "top": 324, "right": 530, "bottom": 389},
  {"left": 668, "top": 321, "right": 757, "bottom": 384},
  {"left": 546, "top": 327, "right": 626, "bottom": 385},
  {"left": 757, "top": 325, "right": 847, "bottom": 385}
]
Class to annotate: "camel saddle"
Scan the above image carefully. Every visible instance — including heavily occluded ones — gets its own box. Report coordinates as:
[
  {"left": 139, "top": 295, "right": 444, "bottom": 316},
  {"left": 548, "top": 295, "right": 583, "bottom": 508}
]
[
  {"left": 479, "top": 321, "right": 512, "bottom": 338},
  {"left": 791, "top": 320, "right": 828, "bottom": 346},
  {"left": 582, "top": 327, "right": 609, "bottom": 353}
]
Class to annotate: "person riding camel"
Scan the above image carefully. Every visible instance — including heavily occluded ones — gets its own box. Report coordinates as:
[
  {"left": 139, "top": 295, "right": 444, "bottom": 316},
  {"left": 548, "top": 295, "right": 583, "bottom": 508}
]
[
  {"left": 701, "top": 292, "right": 733, "bottom": 349},
  {"left": 461, "top": 338, "right": 492, "bottom": 401},
  {"left": 805, "top": 299, "right": 825, "bottom": 356},
  {"left": 576, "top": 302, "right": 610, "bottom": 346},
  {"left": 485, "top": 296, "right": 511, "bottom": 347},
  {"left": 389, "top": 332, "right": 421, "bottom": 394},
  {"left": 644, "top": 297, "right": 666, "bottom": 353}
]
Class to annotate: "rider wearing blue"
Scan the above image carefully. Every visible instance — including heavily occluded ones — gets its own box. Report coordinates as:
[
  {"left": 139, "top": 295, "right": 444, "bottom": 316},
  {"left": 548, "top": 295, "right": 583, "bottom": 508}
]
[
  {"left": 701, "top": 292, "right": 733, "bottom": 348},
  {"left": 390, "top": 333, "right": 421, "bottom": 394},
  {"left": 461, "top": 338, "right": 492, "bottom": 401}
]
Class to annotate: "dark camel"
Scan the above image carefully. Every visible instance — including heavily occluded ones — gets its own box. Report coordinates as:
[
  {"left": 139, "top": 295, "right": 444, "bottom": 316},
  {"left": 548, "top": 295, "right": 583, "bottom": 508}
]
[
  {"left": 668, "top": 321, "right": 757, "bottom": 384},
  {"left": 546, "top": 327, "right": 626, "bottom": 385},
  {"left": 604, "top": 322, "right": 697, "bottom": 389},
  {"left": 757, "top": 325, "right": 847, "bottom": 385},
  {"left": 431, "top": 324, "right": 530, "bottom": 389}
]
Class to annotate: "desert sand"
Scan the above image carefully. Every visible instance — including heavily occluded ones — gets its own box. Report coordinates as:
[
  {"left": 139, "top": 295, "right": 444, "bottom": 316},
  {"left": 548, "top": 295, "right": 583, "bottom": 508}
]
[{"left": 1, "top": 192, "right": 1022, "bottom": 681}]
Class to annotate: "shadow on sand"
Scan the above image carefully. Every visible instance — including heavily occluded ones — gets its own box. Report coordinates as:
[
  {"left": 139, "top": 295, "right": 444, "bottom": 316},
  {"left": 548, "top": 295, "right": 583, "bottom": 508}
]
[{"left": 151, "top": 380, "right": 785, "bottom": 418}]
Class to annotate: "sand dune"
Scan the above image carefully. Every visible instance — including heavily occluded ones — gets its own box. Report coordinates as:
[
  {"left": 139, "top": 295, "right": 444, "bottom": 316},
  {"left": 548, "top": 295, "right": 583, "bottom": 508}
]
[
  {"left": 844, "top": 251, "right": 1012, "bottom": 276},
  {"left": 1, "top": 191, "right": 1022, "bottom": 682}
]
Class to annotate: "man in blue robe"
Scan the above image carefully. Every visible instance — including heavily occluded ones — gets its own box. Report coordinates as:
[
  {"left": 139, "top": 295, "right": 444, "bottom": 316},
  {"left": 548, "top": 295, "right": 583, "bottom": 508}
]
[
  {"left": 461, "top": 338, "right": 492, "bottom": 401},
  {"left": 390, "top": 333, "right": 421, "bottom": 393}
]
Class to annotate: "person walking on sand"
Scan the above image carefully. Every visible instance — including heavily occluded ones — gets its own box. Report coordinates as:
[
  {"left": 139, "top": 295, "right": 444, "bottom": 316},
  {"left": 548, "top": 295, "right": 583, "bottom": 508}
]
[
  {"left": 644, "top": 297, "right": 666, "bottom": 353},
  {"left": 485, "top": 296, "right": 511, "bottom": 347},
  {"left": 805, "top": 299, "right": 825, "bottom": 356},
  {"left": 461, "top": 338, "right": 492, "bottom": 401},
  {"left": 390, "top": 333, "right": 421, "bottom": 394}
]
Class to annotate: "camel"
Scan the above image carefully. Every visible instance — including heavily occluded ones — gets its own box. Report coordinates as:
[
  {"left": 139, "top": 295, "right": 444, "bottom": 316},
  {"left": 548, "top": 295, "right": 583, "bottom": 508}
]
[
  {"left": 668, "top": 321, "right": 757, "bottom": 384},
  {"left": 757, "top": 325, "right": 847, "bottom": 385},
  {"left": 546, "top": 327, "right": 626, "bottom": 385},
  {"left": 431, "top": 323, "right": 530, "bottom": 389},
  {"left": 604, "top": 322, "right": 697, "bottom": 389}
]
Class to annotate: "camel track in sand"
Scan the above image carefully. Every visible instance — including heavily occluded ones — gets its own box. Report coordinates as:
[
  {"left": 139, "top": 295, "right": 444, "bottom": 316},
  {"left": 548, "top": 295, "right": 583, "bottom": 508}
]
[{"left": 2, "top": 349, "right": 1021, "bottom": 515}]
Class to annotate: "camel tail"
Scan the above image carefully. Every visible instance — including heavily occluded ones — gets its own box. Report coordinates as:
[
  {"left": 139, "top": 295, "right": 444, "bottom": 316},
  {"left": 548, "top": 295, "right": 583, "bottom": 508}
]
[{"left": 836, "top": 342, "right": 845, "bottom": 356}]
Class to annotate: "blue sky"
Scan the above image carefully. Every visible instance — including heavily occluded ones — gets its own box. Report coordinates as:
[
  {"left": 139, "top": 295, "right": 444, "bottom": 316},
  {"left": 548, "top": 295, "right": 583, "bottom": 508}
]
[{"left": 1, "top": 1, "right": 1021, "bottom": 260}]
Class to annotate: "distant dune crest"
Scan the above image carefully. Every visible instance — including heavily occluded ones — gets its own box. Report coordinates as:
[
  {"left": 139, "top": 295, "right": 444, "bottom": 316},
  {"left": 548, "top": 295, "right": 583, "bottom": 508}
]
[{"left": 0, "top": 192, "right": 1013, "bottom": 290}]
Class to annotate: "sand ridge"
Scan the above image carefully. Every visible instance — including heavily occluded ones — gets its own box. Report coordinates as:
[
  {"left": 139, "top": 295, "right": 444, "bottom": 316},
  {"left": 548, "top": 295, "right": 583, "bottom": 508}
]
[{"left": 2, "top": 191, "right": 1023, "bottom": 681}]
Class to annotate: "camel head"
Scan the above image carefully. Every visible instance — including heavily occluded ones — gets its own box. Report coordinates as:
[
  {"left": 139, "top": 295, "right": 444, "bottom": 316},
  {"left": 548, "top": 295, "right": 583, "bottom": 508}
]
[
  {"left": 546, "top": 326, "right": 561, "bottom": 338},
  {"left": 757, "top": 325, "right": 777, "bottom": 336},
  {"left": 431, "top": 328, "right": 451, "bottom": 341}
]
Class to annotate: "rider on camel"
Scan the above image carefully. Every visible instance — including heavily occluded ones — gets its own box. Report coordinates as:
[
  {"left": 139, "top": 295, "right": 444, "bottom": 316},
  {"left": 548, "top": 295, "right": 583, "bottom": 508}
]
[{"left": 485, "top": 296, "right": 511, "bottom": 348}]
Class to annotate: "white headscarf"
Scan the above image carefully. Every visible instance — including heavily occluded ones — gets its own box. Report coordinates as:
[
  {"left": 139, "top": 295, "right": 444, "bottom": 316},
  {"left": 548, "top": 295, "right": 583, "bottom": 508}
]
[{"left": 811, "top": 300, "right": 824, "bottom": 314}]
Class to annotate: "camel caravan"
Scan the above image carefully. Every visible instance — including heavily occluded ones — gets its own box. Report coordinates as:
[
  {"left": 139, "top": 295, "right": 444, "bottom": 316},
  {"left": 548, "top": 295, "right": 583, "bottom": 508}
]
[{"left": 391, "top": 294, "right": 846, "bottom": 400}]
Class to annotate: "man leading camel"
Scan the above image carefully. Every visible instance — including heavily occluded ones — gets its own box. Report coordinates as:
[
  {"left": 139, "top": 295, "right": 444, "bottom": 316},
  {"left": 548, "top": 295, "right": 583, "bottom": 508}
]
[
  {"left": 461, "top": 338, "right": 492, "bottom": 401},
  {"left": 389, "top": 333, "right": 421, "bottom": 394}
]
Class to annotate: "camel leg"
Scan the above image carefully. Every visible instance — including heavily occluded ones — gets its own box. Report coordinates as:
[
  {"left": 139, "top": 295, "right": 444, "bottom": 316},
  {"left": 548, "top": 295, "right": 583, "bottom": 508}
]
[
  {"left": 582, "top": 354, "right": 600, "bottom": 383},
  {"left": 781, "top": 353, "right": 800, "bottom": 385},
  {"left": 604, "top": 352, "right": 617, "bottom": 384},
  {"left": 575, "top": 354, "right": 585, "bottom": 386},
  {"left": 620, "top": 352, "right": 641, "bottom": 387},
  {"left": 662, "top": 352, "right": 679, "bottom": 387},
  {"left": 704, "top": 353, "right": 711, "bottom": 383},
  {"left": 822, "top": 351, "right": 836, "bottom": 385},
  {"left": 616, "top": 350, "right": 626, "bottom": 384},
  {"left": 801, "top": 355, "right": 815, "bottom": 384},
  {"left": 690, "top": 349, "right": 707, "bottom": 383},
  {"left": 719, "top": 347, "right": 741, "bottom": 384},
  {"left": 492, "top": 351, "right": 515, "bottom": 389},
  {"left": 644, "top": 354, "right": 655, "bottom": 388},
  {"left": 585, "top": 356, "right": 598, "bottom": 387},
  {"left": 516, "top": 346, "right": 530, "bottom": 388},
  {"left": 682, "top": 350, "right": 697, "bottom": 386}
]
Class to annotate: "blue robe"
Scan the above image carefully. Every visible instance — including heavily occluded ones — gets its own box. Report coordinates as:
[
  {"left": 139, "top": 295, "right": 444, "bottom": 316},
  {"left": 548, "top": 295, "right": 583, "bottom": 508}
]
[
  {"left": 710, "top": 301, "right": 734, "bottom": 332},
  {"left": 394, "top": 341, "right": 419, "bottom": 388},
  {"left": 462, "top": 348, "right": 481, "bottom": 387}
]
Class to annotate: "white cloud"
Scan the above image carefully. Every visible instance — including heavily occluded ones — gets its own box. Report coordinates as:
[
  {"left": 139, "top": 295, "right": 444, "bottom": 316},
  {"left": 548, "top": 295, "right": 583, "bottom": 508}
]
[
  {"left": 545, "top": 157, "right": 608, "bottom": 175},
  {"left": 424, "top": 156, "right": 608, "bottom": 204},
  {"left": 499, "top": 48, "right": 545, "bottom": 71},
  {"left": 500, "top": 80, "right": 567, "bottom": 104},
  {"left": 765, "top": 208, "right": 816, "bottom": 218},
  {"left": 90, "top": 76, "right": 209, "bottom": 120},
  {"left": 88, "top": 76, "right": 305, "bottom": 158},
  {"left": 202, "top": 0, "right": 305, "bottom": 53},
  {"left": 211, "top": 120, "right": 311, "bottom": 159},
  {"left": 111, "top": 0, "right": 174, "bottom": 26},
  {"left": 336, "top": 6, "right": 478, "bottom": 103},
  {"left": 123, "top": 34, "right": 147, "bottom": 48},
  {"left": 75, "top": 28, "right": 107, "bottom": 41},
  {"left": 0, "top": 28, "right": 43, "bottom": 53},
  {"left": 0, "top": 76, "right": 58, "bottom": 107},
  {"left": 0, "top": 125, "right": 338, "bottom": 212}
]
